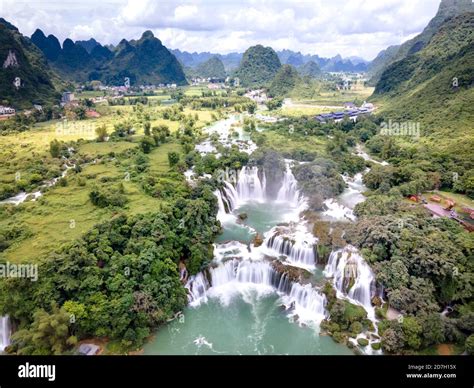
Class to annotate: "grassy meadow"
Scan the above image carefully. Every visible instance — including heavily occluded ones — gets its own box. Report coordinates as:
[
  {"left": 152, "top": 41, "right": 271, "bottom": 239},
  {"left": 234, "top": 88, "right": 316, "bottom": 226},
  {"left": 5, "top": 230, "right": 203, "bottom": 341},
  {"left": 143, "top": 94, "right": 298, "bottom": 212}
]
[{"left": 0, "top": 99, "right": 217, "bottom": 263}]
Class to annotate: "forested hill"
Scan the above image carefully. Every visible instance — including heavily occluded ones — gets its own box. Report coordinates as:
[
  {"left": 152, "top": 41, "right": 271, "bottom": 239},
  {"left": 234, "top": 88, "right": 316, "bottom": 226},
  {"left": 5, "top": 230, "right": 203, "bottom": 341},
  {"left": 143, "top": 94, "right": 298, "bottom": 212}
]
[
  {"left": 234, "top": 45, "right": 282, "bottom": 86},
  {"left": 0, "top": 19, "right": 59, "bottom": 109},
  {"left": 31, "top": 29, "right": 187, "bottom": 86},
  {"left": 372, "top": 12, "right": 474, "bottom": 139},
  {"left": 368, "top": 0, "right": 474, "bottom": 85},
  {"left": 195, "top": 56, "right": 226, "bottom": 78}
]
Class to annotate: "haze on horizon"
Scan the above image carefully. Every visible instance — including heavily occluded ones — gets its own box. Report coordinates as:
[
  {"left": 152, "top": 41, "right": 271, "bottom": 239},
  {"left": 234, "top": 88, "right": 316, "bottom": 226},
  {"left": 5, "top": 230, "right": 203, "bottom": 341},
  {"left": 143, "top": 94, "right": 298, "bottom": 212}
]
[{"left": 1, "top": 0, "right": 441, "bottom": 60}]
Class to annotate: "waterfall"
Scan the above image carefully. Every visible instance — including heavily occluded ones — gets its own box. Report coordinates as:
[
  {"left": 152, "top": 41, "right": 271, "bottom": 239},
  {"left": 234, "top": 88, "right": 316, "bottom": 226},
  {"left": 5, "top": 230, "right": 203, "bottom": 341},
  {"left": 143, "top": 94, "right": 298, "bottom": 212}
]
[
  {"left": 215, "top": 190, "right": 228, "bottom": 219},
  {"left": 262, "top": 223, "right": 317, "bottom": 269},
  {"left": 264, "top": 234, "right": 316, "bottom": 268},
  {"left": 220, "top": 181, "right": 239, "bottom": 212},
  {"left": 186, "top": 259, "right": 288, "bottom": 304},
  {"left": 324, "top": 245, "right": 375, "bottom": 318},
  {"left": 186, "top": 258, "right": 326, "bottom": 324},
  {"left": 281, "top": 283, "right": 327, "bottom": 323},
  {"left": 323, "top": 198, "right": 356, "bottom": 221},
  {"left": 236, "top": 166, "right": 266, "bottom": 202},
  {"left": 0, "top": 315, "right": 11, "bottom": 352},
  {"left": 277, "top": 162, "right": 301, "bottom": 204},
  {"left": 186, "top": 272, "right": 211, "bottom": 304},
  {"left": 215, "top": 163, "right": 302, "bottom": 217}
]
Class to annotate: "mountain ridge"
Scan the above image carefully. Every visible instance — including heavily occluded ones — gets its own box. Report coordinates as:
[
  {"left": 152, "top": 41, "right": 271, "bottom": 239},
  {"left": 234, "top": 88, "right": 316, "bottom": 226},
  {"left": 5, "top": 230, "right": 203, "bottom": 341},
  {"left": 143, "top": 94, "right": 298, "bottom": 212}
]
[
  {"left": 31, "top": 29, "right": 187, "bottom": 86},
  {"left": 0, "top": 21, "right": 60, "bottom": 109},
  {"left": 368, "top": 0, "right": 474, "bottom": 84}
]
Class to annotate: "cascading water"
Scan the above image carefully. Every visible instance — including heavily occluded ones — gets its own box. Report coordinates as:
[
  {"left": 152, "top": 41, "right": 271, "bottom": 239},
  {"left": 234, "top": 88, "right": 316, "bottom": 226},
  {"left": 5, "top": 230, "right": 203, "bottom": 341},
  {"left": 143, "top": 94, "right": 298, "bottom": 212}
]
[
  {"left": 276, "top": 161, "right": 301, "bottom": 204},
  {"left": 281, "top": 283, "right": 327, "bottom": 323},
  {"left": 236, "top": 166, "right": 266, "bottom": 202},
  {"left": 186, "top": 258, "right": 326, "bottom": 325},
  {"left": 322, "top": 199, "right": 356, "bottom": 221},
  {"left": 145, "top": 118, "right": 360, "bottom": 355},
  {"left": 222, "top": 181, "right": 239, "bottom": 210},
  {"left": 217, "top": 163, "right": 302, "bottom": 216},
  {"left": 0, "top": 315, "right": 11, "bottom": 352},
  {"left": 263, "top": 224, "right": 317, "bottom": 269},
  {"left": 324, "top": 245, "right": 376, "bottom": 319}
]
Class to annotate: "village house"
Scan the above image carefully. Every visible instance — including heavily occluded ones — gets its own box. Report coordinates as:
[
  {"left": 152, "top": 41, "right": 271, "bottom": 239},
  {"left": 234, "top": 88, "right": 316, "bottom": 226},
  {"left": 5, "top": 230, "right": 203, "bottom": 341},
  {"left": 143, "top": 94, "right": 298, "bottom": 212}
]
[
  {"left": 0, "top": 105, "right": 15, "bottom": 115},
  {"left": 61, "top": 92, "right": 75, "bottom": 105}
]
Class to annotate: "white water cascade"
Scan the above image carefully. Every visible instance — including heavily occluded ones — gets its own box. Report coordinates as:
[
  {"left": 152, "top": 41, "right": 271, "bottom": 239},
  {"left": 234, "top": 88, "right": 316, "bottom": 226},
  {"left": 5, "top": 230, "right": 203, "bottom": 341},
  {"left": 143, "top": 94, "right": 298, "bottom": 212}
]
[
  {"left": 186, "top": 258, "right": 327, "bottom": 325},
  {"left": 236, "top": 166, "right": 266, "bottom": 202},
  {"left": 277, "top": 161, "right": 301, "bottom": 204},
  {"left": 217, "top": 163, "right": 302, "bottom": 217},
  {"left": 281, "top": 283, "right": 327, "bottom": 323},
  {"left": 0, "top": 315, "right": 11, "bottom": 352},
  {"left": 324, "top": 245, "right": 376, "bottom": 319},
  {"left": 263, "top": 224, "right": 317, "bottom": 269}
]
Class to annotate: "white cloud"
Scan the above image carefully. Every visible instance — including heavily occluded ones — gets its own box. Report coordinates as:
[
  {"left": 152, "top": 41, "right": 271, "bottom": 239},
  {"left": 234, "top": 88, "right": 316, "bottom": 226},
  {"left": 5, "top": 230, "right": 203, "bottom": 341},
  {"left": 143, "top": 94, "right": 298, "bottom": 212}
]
[{"left": 2, "top": 0, "right": 441, "bottom": 59}]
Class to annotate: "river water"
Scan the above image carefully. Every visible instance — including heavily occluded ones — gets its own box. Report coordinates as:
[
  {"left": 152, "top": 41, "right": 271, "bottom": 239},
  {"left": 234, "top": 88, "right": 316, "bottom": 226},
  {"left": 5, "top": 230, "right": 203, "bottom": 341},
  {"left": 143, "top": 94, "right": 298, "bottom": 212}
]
[
  {"left": 0, "top": 117, "right": 380, "bottom": 355},
  {"left": 143, "top": 115, "right": 378, "bottom": 355}
]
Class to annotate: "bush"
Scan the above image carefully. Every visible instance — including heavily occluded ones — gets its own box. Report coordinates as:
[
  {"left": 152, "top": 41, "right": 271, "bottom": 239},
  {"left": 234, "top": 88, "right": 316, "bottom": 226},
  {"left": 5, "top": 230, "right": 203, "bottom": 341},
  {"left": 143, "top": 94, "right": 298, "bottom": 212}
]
[
  {"left": 350, "top": 321, "right": 363, "bottom": 335},
  {"left": 89, "top": 185, "right": 127, "bottom": 208},
  {"left": 168, "top": 152, "right": 180, "bottom": 167},
  {"left": 49, "top": 140, "right": 63, "bottom": 158},
  {"left": 371, "top": 342, "right": 381, "bottom": 350},
  {"left": 465, "top": 335, "right": 474, "bottom": 355},
  {"left": 140, "top": 136, "right": 155, "bottom": 154},
  {"left": 357, "top": 338, "right": 369, "bottom": 347},
  {"left": 95, "top": 124, "right": 108, "bottom": 142}
]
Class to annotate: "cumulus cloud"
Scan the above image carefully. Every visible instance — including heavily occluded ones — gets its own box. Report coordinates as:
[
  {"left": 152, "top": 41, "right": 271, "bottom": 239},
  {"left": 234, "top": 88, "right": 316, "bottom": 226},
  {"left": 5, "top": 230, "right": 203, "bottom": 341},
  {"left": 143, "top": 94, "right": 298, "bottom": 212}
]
[{"left": 1, "top": 0, "right": 441, "bottom": 59}]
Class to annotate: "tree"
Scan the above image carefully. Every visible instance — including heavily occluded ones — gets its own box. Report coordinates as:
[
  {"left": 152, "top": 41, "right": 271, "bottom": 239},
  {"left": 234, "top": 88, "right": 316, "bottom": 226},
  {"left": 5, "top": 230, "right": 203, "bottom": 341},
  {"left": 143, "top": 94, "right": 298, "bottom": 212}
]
[
  {"left": 465, "top": 334, "right": 474, "bottom": 355},
  {"left": 95, "top": 124, "right": 108, "bottom": 142},
  {"left": 381, "top": 327, "right": 404, "bottom": 353},
  {"left": 247, "top": 103, "right": 256, "bottom": 114},
  {"left": 168, "top": 151, "right": 180, "bottom": 167},
  {"left": 144, "top": 121, "right": 151, "bottom": 136},
  {"left": 402, "top": 317, "right": 422, "bottom": 349},
  {"left": 62, "top": 300, "right": 87, "bottom": 337},
  {"left": 11, "top": 304, "right": 77, "bottom": 355},
  {"left": 140, "top": 136, "right": 155, "bottom": 154},
  {"left": 266, "top": 97, "right": 283, "bottom": 111},
  {"left": 49, "top": 139, "right": 62, "bottom": 158},
  {"left": 113, "top": 121, "right": 132, "bottom": 137},
  {"left": 152, "top": 124, "right": 170, "bottom": 144},
  {"left": 421, "top": 313, "right": 445, "bottom": 347}
]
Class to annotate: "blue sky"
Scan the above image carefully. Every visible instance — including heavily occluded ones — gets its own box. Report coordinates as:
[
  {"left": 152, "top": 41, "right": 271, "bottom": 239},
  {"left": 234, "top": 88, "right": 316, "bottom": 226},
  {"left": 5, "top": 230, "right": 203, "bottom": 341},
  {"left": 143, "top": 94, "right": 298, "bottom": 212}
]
[{"left": 1, "top": 0, "right": 441, "bottom": 60}]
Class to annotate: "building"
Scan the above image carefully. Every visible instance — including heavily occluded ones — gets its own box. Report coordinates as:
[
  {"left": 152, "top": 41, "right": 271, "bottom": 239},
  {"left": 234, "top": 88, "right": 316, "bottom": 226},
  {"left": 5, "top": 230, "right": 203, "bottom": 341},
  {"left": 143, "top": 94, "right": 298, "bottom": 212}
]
[
  {"left": 85, "top": 110, "right": 101, "bottom": 118},
  {"left": 77, "top": 344, "right": 100, "bottom": 356},
  {"left": 61, "top": 92, "right": 75, "bottom": 104},
  {"left": 361, "top": 101, "right": 375, "bottom": 111},
  {"left": 208, "top": 83, "right": 220, "bottom": 90},
  {"left": 0, "top": 105, "right": 15, "bottom": 115},
  {"left": 315, "top": 102, "right": 375, "bottom": 124}
]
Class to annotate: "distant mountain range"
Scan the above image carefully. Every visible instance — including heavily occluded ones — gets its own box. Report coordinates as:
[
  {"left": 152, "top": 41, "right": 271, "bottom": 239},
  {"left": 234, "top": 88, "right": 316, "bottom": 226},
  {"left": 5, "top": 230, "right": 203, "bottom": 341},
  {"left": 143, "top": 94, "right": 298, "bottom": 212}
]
[
  {"left": 172, "top": 48, "right": 370, "bottom": 74},
  {"left": 171, "top": 49, "right": 242, "bottom": 72}
]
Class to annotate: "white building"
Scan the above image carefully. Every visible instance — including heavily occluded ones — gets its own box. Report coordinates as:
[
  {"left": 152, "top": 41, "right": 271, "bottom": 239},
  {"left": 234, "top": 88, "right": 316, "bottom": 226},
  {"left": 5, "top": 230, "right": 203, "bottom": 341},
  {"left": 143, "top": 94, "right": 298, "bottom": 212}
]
[{"left": 0, "top": 105, "right": 15, "bottom": 115}]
